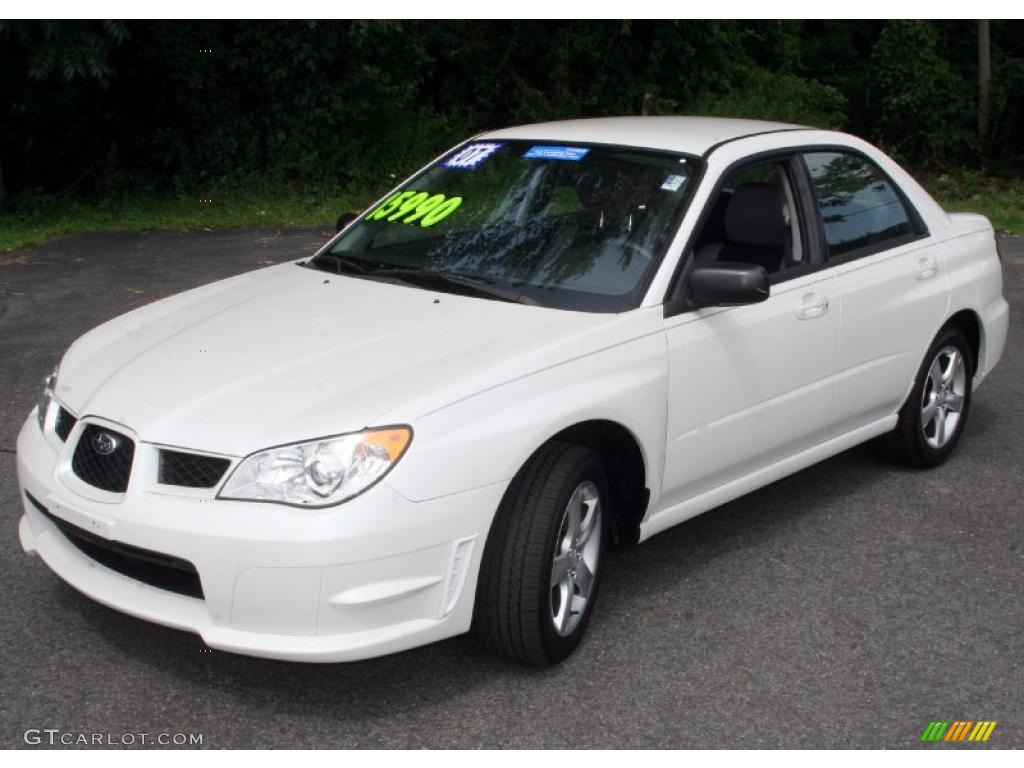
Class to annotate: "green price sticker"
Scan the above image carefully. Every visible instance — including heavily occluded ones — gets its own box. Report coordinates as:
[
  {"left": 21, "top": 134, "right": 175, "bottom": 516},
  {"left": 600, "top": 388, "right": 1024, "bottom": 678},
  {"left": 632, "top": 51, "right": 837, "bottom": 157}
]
[{"left": 370, "top": 190, "right": 463, "bottom": 227}]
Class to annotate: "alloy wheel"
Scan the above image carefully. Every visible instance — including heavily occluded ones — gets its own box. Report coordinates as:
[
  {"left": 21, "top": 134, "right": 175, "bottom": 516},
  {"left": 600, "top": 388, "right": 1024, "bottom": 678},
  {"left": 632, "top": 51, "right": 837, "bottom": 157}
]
[
  {"left": 921, "top": 345, "right": 967, "bottom": 449},
  {"left": 549, "top": 480, "right": 602, "bottom": 637}
]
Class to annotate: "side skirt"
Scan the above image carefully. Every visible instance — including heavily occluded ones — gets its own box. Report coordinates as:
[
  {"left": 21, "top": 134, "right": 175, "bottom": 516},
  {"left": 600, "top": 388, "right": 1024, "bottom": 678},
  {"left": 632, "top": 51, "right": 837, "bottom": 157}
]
[{"left": 638, "top": 415, "right": 898, "bottom": 543}]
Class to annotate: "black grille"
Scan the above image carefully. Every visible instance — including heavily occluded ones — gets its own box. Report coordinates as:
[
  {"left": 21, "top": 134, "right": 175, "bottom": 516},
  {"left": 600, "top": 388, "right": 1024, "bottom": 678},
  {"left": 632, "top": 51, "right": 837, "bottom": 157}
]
[
  {"left": 72, "top": 424, "right": 135, "bottom": 493},
  {"left": 158, "top": 449, "right": 231, "bottom": 488},
  {"left": 25, "top": 492, "right": 204, "bottom": 599},
  {"left": 54, "top": 406, "right": 77, "bottom": 442}
]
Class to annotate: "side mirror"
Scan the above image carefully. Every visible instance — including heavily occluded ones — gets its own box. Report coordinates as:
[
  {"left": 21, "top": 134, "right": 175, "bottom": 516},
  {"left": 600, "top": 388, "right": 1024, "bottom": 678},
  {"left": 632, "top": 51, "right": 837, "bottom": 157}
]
[
  {"left": 688, "top": 262, "right": 770, "bottom": 308},
  {"left": 336, "top": 211, "right": 358, "bottom": 232}
]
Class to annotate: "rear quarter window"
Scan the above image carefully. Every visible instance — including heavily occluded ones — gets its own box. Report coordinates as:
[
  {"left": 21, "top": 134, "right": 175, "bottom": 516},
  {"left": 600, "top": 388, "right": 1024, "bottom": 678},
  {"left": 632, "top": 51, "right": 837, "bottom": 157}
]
[{"left": 803, "top": 151, "right": 917, "bottom": 258}]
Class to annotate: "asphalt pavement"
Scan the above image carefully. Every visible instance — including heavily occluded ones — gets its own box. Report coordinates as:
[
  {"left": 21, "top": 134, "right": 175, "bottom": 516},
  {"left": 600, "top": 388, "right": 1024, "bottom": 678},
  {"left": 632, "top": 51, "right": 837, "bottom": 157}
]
[{"left": 1, "top": 228, "right": 1021, "bottom": 749}]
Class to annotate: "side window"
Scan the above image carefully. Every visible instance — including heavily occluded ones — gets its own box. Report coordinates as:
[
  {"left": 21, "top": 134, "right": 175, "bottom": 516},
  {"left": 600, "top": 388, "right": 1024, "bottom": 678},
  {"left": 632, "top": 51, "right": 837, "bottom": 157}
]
[
  {"left": 690, "top": 159, "right": 803, "bottom": 277},
  {"left": 803, "top": 151, "right": 917, "bottom": 259}
]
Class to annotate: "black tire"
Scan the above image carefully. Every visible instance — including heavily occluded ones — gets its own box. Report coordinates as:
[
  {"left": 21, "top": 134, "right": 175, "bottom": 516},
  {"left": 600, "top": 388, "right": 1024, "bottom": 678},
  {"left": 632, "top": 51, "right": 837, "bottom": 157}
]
[
  {"left": 473, "top": 442, "right": 608, "bottom": 666},
  {"left": 879, "top": 324, "right": 974, "bottom": 468}
]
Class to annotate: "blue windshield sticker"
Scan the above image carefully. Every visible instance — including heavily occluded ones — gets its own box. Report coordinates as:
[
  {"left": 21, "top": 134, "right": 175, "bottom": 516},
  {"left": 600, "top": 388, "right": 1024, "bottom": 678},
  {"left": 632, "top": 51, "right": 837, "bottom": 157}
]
[
  {"left": 443, "top": 142, "right": 504, "bottom": 169},
  {"left": 661, "top": 173, "right": 687, "bottom": 192},
  {"left": 523, "top": 145, "right": 590, "bottom": 162}
]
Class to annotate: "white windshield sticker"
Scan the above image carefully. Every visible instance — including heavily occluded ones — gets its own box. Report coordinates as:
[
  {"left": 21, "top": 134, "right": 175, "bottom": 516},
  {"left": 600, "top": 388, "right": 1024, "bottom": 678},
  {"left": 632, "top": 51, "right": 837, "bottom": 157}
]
[
  {"left": 443, "top": 142, "right": 504, "bottom": 169},
  {"left": 661, "top": 174, "right": 686, "bottom": 192}
]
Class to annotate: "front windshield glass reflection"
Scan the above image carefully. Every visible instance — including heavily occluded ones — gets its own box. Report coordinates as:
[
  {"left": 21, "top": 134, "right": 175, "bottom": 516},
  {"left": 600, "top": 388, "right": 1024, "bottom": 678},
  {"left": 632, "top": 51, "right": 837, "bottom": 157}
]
[{"left": 315, "top": 140, "right": 697, "bottom": 311}]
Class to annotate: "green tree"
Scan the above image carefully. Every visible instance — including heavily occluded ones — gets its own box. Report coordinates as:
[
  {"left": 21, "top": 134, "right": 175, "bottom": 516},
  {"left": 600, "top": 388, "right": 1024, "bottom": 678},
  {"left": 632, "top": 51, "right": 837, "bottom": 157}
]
[
  {"left": 0, "top": 20, "right": 127, "bottom": 199},
  {"left": 871, "top": 20, "right": 976, "bottom": 166},
  {"left": 1, "top": 20, "right": 1022, "bottom": 203}
]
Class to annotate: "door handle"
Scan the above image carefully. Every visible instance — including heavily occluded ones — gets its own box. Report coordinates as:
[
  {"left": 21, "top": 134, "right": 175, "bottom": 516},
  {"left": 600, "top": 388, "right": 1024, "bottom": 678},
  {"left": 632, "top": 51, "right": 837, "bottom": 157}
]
[
  {"left": 915, "top": 255, "right": 938, "bottom": 280},
  {"left": 797, "top": 291, "right": 830, "bottom": 320}
]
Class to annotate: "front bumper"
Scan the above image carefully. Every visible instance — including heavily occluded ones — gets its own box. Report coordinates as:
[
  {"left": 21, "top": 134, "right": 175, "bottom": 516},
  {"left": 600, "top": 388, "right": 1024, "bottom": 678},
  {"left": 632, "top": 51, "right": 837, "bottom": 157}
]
[{"left": 16, "top": 415, "right": 506, "bottom": 662}]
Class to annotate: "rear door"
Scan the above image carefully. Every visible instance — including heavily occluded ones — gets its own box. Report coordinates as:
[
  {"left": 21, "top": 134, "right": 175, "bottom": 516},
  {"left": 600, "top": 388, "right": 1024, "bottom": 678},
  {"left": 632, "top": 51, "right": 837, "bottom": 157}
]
[{"left": 800, "top": 150, "right": 950, "bottom": 434}]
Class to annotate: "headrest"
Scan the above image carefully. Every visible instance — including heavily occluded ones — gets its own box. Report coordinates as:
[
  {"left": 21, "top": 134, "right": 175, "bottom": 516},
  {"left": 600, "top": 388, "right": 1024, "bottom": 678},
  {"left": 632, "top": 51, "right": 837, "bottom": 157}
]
[{"left": 724, "top": 182, "right": 788, "bottom": 247}]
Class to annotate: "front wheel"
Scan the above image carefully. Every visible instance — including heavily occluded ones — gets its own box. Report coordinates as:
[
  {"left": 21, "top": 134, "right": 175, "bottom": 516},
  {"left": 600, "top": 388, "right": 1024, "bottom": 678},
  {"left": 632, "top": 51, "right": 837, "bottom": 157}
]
[
  {"left": 474, "top": 442, "right": 607, "bottom": 666},
  {"left": 880, "top": 325, "right": 973, "bottom": 467}
]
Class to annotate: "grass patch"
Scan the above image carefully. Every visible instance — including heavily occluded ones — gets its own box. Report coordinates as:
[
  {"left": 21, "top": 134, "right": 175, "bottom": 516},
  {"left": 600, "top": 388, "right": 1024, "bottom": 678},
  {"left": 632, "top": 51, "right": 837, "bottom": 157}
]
[
  {"left": 1, "top": 172, "right": 1021, "bottom": 254},
  {"left": 925, "top": 172, "right": 1024, "bottom": 236},
  {"left": 0, "top": 190, "right": 374, "bottom": 253}
]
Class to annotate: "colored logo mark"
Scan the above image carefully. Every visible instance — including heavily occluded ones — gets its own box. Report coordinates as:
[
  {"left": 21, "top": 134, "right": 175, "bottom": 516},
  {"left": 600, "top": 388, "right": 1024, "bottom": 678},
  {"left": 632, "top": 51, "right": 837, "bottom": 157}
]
[{"left": 920, "top": 721, "right": 997, "bottom": 742}]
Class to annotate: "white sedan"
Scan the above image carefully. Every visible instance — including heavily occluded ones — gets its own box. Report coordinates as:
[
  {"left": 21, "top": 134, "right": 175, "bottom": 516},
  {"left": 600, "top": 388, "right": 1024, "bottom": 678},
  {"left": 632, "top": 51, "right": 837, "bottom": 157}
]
[{"left": 17, "top": 117, "right": 1009, "bottom": 665}]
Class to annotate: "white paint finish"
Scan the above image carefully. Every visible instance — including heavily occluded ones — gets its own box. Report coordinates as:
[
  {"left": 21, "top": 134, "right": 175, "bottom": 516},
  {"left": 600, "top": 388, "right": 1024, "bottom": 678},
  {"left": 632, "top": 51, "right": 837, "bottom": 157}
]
[
  {"left": 56, "top": 264, "right": 613, "bottom": 458},
  {"left": 641, "top": 415, "right": 898, "bottom": 541},
  {"left": 232, "top": 567, "right": 321, "bottom": 636},
  {"left": 17, "top": 416, "right": 505, "bottom": 660},
  {"left": 943, "top": 222, "right": 1009, "bottom": 382},
  {"left": 975, "top": 296, "right": 1010, "bottom": 385},
  {"left": 17, "top": 117, "right": 1009, "bottom": 661},
  {"left": 481, "top": 115, "right": 802, "bottom": 156},
  {"left": 659, "top": 270, "right": 840, "bottom": 510},
  {"left": 829, "top": 238, "right": 951, "bottom": 435},
  {"left": 327, "top": 576, "right": 444, "bottom": 607},
  {"left": 318, "top": 543, "right": 451, "bottom": 635},
  {"left": 382, "top": 308, "right": 668, "bottom": 501}
]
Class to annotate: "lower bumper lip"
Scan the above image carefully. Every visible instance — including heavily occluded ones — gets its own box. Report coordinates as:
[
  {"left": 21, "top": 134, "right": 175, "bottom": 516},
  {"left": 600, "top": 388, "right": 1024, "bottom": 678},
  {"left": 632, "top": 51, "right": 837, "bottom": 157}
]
[{"left": 25, "top": 491, "right": 204, "bottom": 599}]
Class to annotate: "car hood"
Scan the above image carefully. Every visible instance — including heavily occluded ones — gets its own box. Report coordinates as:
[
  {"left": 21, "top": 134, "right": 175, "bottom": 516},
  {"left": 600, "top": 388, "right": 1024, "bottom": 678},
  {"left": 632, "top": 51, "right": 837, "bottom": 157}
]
[{"left": 55, "top": 262, "right": 646, "bottom": 456}]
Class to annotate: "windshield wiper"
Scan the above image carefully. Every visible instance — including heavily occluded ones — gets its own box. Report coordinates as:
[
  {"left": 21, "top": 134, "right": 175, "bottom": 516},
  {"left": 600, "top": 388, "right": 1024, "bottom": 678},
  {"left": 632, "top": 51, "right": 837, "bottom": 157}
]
[
  {"left": 307, "top": 257, "right": 536, "bottom": 305},
  {"left": 308, "top": 252, "right": 371, "bottom": 275},
  {"left": 369, "top": 268, "right": 537, "bottom": 305}
]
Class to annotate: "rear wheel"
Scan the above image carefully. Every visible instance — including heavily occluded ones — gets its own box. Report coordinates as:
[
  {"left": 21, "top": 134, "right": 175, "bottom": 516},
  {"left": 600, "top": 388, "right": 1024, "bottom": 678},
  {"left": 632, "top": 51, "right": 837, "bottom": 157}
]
[
  {"left": 880, "top": 325, "right": 973, "bottom": 467},
  {"left": 474, "top": 442, "right": 607, "bottom": 665}
]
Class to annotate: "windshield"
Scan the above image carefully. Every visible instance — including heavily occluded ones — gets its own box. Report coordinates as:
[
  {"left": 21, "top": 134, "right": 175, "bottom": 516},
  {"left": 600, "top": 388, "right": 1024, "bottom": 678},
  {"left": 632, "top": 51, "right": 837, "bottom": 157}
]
[{"left": 312, "top": 140, "right": 697, "bottom": 312}]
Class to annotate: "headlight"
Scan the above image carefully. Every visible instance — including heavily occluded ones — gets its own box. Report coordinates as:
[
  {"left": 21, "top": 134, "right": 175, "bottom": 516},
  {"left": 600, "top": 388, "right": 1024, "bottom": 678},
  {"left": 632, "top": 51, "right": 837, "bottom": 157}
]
[
  {"left": 36, "top": 365, "right": 58, "bottom": 431},
  {"left": 218, "top": 426, "right": 412, "bottom": 507}
]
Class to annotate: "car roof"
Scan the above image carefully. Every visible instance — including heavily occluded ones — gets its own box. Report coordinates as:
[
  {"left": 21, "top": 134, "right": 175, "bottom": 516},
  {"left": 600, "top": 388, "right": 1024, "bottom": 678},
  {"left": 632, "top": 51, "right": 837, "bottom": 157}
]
[{"left": 480, "top": 116, "right": 811, "bottom": 157}]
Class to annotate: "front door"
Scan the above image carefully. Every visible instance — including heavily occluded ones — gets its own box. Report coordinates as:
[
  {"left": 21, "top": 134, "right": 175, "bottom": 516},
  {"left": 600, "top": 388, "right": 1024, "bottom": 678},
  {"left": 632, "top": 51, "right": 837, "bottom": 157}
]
[{"left": 657, "top": 154, "right": 840, "bottom": 514}]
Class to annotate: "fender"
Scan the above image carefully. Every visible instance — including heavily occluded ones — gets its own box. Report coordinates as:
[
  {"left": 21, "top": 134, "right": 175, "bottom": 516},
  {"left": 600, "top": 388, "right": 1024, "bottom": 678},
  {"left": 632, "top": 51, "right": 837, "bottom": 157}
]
[{"left": 384, "top": 327, "right": 669, "bottom": 503}]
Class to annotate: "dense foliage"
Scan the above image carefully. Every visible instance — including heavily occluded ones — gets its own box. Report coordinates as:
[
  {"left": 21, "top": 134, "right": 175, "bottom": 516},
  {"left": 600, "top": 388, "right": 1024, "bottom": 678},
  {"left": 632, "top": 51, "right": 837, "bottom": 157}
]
[{"left": 1, "top": 19, "right": 1022, "bottom": 205}]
